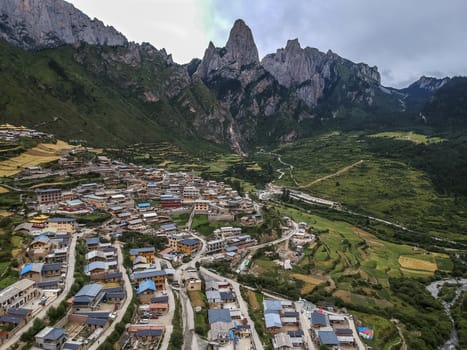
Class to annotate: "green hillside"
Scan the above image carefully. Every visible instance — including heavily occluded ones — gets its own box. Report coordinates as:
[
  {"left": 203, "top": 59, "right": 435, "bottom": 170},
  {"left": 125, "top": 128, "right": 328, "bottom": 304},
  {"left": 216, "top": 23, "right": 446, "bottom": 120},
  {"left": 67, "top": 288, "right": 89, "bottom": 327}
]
[{"left": 0, "top": 39, "right": 230, "bottom": 152}]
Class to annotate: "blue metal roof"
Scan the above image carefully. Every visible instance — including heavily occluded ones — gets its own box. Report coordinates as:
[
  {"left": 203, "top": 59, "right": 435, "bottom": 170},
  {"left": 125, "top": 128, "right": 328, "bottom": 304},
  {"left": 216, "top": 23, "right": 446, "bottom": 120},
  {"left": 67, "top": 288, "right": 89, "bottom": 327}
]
[
  {"left": 7, "top": 308, "right": 32, "bottom": 317},
  {"left": 135, "top": 329, "right": 163, "bottom": 337},
  {"left": 137, "top": 280, "right": 156, "bottom": 294},
  {"left": 318, "top": 330, "right": 339, "bottom": 345},
  {"left": 151, "top": 296, "right": 169, "bottom": 303},
  {"left": 84, "top": 262, "right": 107, "bottom": 274},
  {"left": 34, "top": 234, "right": 49, "bottom": 240},
  {"left": 85, "top": 237, "right": 100, "bottom": 245},
  {"left": 86, "top": 318, "right": 108, "bottom": 327},
  {"left": 48, "top": 217, "right": 75, "bottom": 223},
  {"left": 44, "top": 328, "right": 66, "bottom": 341},
  {"left": 129, "top": 247, "right": 155, "bottom": 255},
  {"left": 311, "top": 311, "right": 327, "bottom": 326},
  {"left": 131, "top": 269, "right": 166, "bottom": 280},
  {"left": 264, "top": 313, "right": 282, "bottom": 328},
  {"left": 208, "top": 309, "right": 231, "bottom": 324},
  {"left": 160, "top": 223, "right": 176, "bottom": 230},
  {"left": 263, "top": 299, "right": 282, "bottom": 314},
  {"left": 137, "top": 202, "right": 151, "bottom": 208},
  {"left": 20, "top": 263, "right": 33, "bottom": 276},
  {"left": 76, "top": 284, "right": 103, "bottom": 297},
  {"left": 0, "top": 315, "right": 22, "bottom": 324},
  {"left": 179, "top": 238, "right": 199, "bottom": 246},
  {"left": 42, "top": 263, "right": 61, "bottom": 271},
  {"left": 225, "top": 246, "right": 239, "bottom": 252}
]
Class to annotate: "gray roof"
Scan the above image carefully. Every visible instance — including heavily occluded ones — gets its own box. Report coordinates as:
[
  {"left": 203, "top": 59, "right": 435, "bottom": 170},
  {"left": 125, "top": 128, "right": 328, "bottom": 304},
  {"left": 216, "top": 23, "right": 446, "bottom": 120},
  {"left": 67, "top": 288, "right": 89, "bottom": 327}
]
[
  {"left": 76, "top": 284, "right": 103, "bottom": 297},
  {"left": 311, "top": 311, "right": 327, "bottom": 326},
  {"left": 86, "top": 237, "right": 100, "bottom": 246},
  {"left": 263, "top": 299, "right": 282, "bottom": 314},
  {"left": 208, "top": 309, "right": 231, "bottom": 324},
  {"left": 136, "top": 329, "right": 163, "bottom": 337},
  {"left": 265, "top": 313, "right": 282, "bottom": 328},
  {"left": 45, "top": 327, "right": 66, "bottom": 340},
  {"left": 86, "top": 318, "right": 107, "bottom": 327},
  {"left": 318, "top": 331, "right": 339, "bottom": 345},
  {"left": 42, "top": 263, "right": 62, "bottom": 271}
]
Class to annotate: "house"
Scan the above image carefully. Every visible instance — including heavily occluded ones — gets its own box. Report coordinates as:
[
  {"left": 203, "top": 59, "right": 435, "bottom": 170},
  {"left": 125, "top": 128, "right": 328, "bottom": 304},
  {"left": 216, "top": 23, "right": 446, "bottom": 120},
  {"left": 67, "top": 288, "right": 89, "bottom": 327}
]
[
  {"left": 311, "top": 311, "right": 328, "bottom": 328},
  {"left": 185, "top": 274, "right": 202, "bottom": 291},
  {"left": 206, "top": 239, "right": 226, "bottom": 254},
  {"left": 86, "top": 317, "right": 108, "bottom": 330},
  {"left": 317, "top": 330, "right": 339, "bottom": 347},
  {"left": 177, "top": 238, "right": 201, "bottom": 255},
  {"left": 129, "top": 247, "right": 155, "bottom": 262},
  {"left": 47, "top": 217, "right": 77, "bottom": 234},
  {"left": 131, "top": 269, "right": 168, "bottom": 290},
  {"left": 194, "top": 199, "right": 210, "bottom": 213},
  {"left": 83, "top": 194, "right": 107, "bottom": 208},
  {"left": 85, "top": 250, "right": 107, "bottom": 263},
  {"left": 206, "top": 290, "right": 222, "bottom": 305},
  {"left": 35, "top": 327, "right": 67, "bottom": 350},
  {"left": 84, "top": 261, "right": 108, "bottom": 276},
  {"left": 208, "top": 309, "right": 232, "bottom": 344},
  {"left": 19, "top": 263, "right": 43, "bottom": 282},
  {"left": 63, "top": 340, "right": 84, "bottom": 350},
  {"left": 273, "top": 332, "right": 293, "bottom": 349},
  {"left": 42, "top": 263, "right": 62, "bottom": 278},
  {"left": 72, "top": 284, "right": 105, "bottom": 311},
  {"left": 335, "top": 328, "right": 355, "bottom": 345},
  {"left": 85, "top": 237, "right": 101, "bottom": 250},
  {"left": 265, "top": 313, "right": 282, "bottom": 334},
  {"left": 160, "top": 194, "right": 181, "bottom": 209},
  {"left": 220, "top": 292, "right": 236, "bottom": 304},
  {"left": 149, "top": 303, "right": 169, "bottom": 314},
  {"left": 135, "top": 328, "right": 163, "bottom": 342},
  {"left": 183, "top": 186, "right": 199, "bottom": 202},
  {"left": 136, "top": 280, "right": 157, "bottom": 303},
  {"left": 263, "top": 300, "right": 283, "bottom": 314},
  {"left": 104, "top": 272, "right": 122, "bottom": 283},
  {"left": 36, "top": 189, "right": 62, "bottom": 204}
]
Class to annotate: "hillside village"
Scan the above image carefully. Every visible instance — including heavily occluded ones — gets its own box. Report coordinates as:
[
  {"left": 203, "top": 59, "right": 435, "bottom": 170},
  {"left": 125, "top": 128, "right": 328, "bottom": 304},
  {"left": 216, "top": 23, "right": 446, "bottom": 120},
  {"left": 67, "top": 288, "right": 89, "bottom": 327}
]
[{"left": 0, "top": 129, "right": 370, "bottom": 350}]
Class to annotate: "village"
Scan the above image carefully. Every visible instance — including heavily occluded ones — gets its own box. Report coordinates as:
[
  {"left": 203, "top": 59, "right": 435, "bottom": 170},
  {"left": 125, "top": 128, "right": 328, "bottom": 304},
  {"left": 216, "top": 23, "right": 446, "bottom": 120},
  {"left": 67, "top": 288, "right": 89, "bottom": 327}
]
[{"left": 0, "top": 139, "right": 368, "bottom": 350}]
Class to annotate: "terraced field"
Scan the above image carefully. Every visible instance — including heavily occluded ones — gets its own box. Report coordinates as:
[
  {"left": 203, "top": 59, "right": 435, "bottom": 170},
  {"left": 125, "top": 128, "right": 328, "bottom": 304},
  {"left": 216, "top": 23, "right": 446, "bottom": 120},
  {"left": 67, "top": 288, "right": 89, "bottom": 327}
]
[{"left": 0, "top": 140, "right": 74, "bottom": 176}]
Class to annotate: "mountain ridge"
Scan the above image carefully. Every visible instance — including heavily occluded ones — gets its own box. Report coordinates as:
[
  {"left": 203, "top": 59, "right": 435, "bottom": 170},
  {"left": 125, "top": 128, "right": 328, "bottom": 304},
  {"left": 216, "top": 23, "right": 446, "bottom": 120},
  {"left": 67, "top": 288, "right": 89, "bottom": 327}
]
[{"left": 0, "top": 1, "right": 464, "bottom": 152}]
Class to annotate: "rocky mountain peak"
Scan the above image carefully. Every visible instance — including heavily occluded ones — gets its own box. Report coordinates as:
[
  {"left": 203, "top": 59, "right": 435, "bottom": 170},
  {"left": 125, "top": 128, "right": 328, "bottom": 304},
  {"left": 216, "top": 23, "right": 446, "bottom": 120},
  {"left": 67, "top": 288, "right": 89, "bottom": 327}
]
[
  {"left": 0, "top": 0, "right": 127, "bottom": 50},
  {"left": 225, "top": 19, "right": 259, "bottom": 67},
  {"left": 409, "top": 76, "right": 450, "bottom": 92},
  {"left": 285, "top": 38, "right": 301, "bottom": 52}
]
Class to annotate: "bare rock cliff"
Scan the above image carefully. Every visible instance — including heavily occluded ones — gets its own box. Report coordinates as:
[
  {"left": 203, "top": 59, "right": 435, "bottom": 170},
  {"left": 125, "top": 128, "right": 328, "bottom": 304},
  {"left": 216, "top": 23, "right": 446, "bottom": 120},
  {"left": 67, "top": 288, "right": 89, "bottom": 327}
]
[{"left": 0, "top": 0, "right": 127, "bottom": 49}]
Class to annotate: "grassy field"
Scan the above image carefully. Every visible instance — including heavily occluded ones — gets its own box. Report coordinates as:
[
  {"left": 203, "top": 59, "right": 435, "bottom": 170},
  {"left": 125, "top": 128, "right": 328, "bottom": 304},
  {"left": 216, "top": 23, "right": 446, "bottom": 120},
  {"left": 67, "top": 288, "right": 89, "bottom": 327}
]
[
  {"left": 277, "top": 205, "right": 452, "bottom": 286},
  {"left": 266, "top": 131, "right": 467, "bottom": 241},
  {"left": 369, "top": 131, "right": 445, "bottom": 144},
  {"left": 0, "top": 140, "right": 74, "bottom": 176}
]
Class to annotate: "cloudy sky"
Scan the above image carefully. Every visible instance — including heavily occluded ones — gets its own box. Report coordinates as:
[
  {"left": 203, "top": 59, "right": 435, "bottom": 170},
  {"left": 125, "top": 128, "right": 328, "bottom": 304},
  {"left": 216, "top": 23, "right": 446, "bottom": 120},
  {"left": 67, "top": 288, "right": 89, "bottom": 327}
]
[{"left": 67, "top": 0, "right": 467, "bottom": 88}]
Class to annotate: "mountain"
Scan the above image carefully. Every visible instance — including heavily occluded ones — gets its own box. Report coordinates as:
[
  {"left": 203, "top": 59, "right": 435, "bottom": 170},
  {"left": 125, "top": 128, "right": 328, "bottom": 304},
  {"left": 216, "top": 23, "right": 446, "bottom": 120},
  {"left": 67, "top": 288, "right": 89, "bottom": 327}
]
[
  {"left": 422, "top": 77, "right": 467, "bottom": 128},
  {"left": 194, "top": 20, "right": 408, "bottom": 145},
  {"left": 0, "top": 0, "right": 127, "bottom": 50},
  {"left": 0, "top": 0, "right": 464, "bottom": 152}
]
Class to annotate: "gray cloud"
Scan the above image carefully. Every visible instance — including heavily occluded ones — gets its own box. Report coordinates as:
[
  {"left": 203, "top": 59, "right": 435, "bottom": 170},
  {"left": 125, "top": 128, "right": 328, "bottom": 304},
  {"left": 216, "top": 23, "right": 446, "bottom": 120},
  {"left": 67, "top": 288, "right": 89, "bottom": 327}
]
[{"left": 208, "top": 0, "right": 467, "bottom": 87}]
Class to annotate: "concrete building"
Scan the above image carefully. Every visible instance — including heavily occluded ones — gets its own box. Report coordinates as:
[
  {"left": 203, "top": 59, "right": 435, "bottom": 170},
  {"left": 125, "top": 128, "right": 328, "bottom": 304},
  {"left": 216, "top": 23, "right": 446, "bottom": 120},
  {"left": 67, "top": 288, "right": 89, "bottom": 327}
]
[
  {"left": 35, "top": 327, "right": 67, "bottom": 350},
  {"left": 36, "top": 188, "right": 62, "bottom": 204}
]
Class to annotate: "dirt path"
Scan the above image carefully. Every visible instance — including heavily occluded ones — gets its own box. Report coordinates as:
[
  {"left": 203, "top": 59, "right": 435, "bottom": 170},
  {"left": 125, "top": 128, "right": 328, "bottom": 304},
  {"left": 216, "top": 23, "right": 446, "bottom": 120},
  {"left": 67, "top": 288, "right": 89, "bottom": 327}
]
[{"left": 299, "top": 160, "right": 365, "bottom": 188}]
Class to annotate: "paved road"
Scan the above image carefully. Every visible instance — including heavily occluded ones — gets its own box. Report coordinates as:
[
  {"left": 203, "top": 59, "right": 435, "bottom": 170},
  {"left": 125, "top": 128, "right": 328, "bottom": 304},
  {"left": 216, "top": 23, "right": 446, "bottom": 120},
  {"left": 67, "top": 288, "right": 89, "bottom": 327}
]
[
  {"left": 158, "top": 265, "right": 176, "bottom": 350},
  {"left": 200, "top": 267, "right": 264, "bottom": 350},
  {"left": 3, "top": 234, "right": 77, "bottom": 349},
  {"left": 295, "top": 301, "right": 316, "bottom": 350},
  {"left": 88, "top": 242, "right": 133, "bottom": 350}
]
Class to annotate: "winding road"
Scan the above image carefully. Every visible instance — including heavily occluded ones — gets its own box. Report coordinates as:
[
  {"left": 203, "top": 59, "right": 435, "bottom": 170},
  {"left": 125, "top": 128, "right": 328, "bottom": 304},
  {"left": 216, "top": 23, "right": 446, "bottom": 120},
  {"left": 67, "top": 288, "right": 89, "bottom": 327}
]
[{"left": 88, "top": 241, "right": 133, "bottom": 350}]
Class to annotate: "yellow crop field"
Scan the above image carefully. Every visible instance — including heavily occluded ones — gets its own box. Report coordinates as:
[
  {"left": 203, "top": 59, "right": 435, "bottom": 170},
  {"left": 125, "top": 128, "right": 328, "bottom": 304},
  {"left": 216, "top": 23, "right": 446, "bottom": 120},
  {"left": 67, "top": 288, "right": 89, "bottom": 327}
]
[
  {"left": 188, "top": 290, "right": 205, "bottom": 308},
  {"left": 291, "top": 273, "right": 326, "bottom": 294},
  {"left": 0, "top": 186, "right": 9, "bottom": 193},
  {"left": 398, "top": 256, "right": 437, "bottom": 272},
  {"left": 0, "top": 140, "right": 74, "bottom": 176}
]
